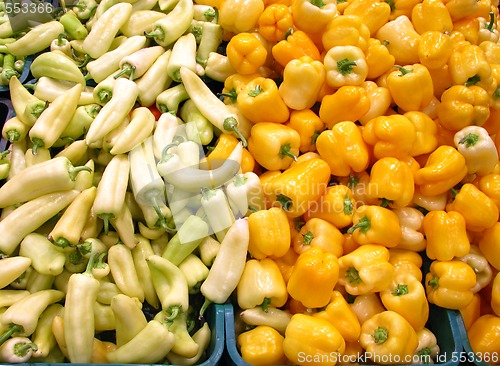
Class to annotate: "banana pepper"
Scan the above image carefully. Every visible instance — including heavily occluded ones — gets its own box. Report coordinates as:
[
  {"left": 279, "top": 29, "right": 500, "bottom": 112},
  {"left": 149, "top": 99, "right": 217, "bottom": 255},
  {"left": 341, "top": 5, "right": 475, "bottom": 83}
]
[
  {"left": 425, "top": 259, "right": 476, "bottom": 309},
  {"left": 338, "top": 244, "right": 395, "bottom": 295}
]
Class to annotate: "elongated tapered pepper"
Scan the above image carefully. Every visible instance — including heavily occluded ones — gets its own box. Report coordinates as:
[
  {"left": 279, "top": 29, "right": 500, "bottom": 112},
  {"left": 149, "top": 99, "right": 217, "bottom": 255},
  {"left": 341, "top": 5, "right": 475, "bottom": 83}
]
[
  {"left": 145, "top": 0, "right": 194, "bottom": 47},
  {"left": 179, "top": 66, "right": 248, "bottom": 146},
  {"left": 54, "top": 104, "right": 101, "bottom": 147},
  {"left": 0, "top": 336, "right": 37, "bottom": 363},
  {"left": 31, "top": 303, "right": 63, "bottom": 359},
  {"left": 135, "top": 49, "right": 173, "bottom": 107},
  {"left": 9, "top": 76, "right": 45, "bottom": 128},
  {"left": 108, "top": 243, "right": 145, "bottom": 302},
  {"left": 166, "top": 33, "right": 198, "bottom": 83},
  {"left": 338, "top": 244, "right": 395, "bottom": 295},
  {"left": 120, "top": 10, "right": 167, "bottom": 37},
  {"left": 200, "top": 218, "right": 249, "bottom": 315},
  {"left": 201, "top": 187, "right": 235, "bottom": 242},
  {"left": 425, "top": 259, "right": 476, "bottom": 310},
  {"left": 111, "top": 293, "right": 148, "bottom": 347},
  {"left": 110, "top": 107, "right": 155, "bottom": 155},
  {"left": 1, "top": 116, "right": 27, "bottom": 143},
  {"left": 153, "top": 310, "right": 199, "bottom": 358},
  {"left": 360, "top": 310, "right": 418, "bottom": 364},
  {"left": 226, "top": 172, "right": 266, "bottom": 217},
  {"left": 0, "top": 289, "right": 64, "bottom": 336},
  {"left": 19, "top": 233, "right": 66, "bottom": 276},
  {"left": 93, "top": 154, "right": 129, "bottom": 234},
  {"left": 6, "top": 21, "right": 64, "bottom": 57},
  {"left": 0, "top": 257, "right": 31, "bottom": 290},
  {"left": 28, "top": 84, "right": 81, "bottom": 154},
  {"left": 63, "top": 253, "right": 100, "bottom": 363},
  {"left": 48, "top": 187, "right": 97, "bottom": 248},
  {"left": 114, "top": 45, "right": 165, "bottom": 80},
  {"left": 30, "top": 50, "right": 86, "bottom": 87}
]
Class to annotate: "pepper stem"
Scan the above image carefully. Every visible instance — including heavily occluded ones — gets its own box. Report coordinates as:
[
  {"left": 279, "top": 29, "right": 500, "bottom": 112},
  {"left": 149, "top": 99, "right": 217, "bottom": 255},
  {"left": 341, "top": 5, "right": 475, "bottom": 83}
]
[
  {"left": 84, "top": 251, "right": 99, "bottom": 275},
  {"left": 373, "top": 326, "right": 388, "bottom": 344},
  {"left": 379, "top": 198, "right": 392, "bottom": 208},
  {"left": 279, "top": 143, "right": 298, "bottom": 161},
  {"left": 276, "top": 194, "right": 293, "bottom": 211},
  {"left": 165, "top": 305, "right": 183, "bottom": 321},
  {"left": 113, "top": 64, "right": 134, "bottom": 80},
  {"left": 145, "top": 28, "right": 164, "bottom": 40},
  {"left": 97, "top": 89, "right": 112, "bottom": 105},
  {"left": 31, "top": 138, "right": 45, "bottom": 156},
  {"left": 392, "top": 284, "right": 409, "bottom": 296},
  {"left": 427, "top": 274, "right": 439, "bottom": 289},
  {"left": 394, "top": 65, "right": 413, "bottom": 76},
  {"left": 223, "top": 117, "right": 247, "bottom": 148},
  {"left": 0, "top": 324, "right": 24, "bottom": 347},
  {"left": 199, "top": 298, "right": 212, "bottom": 320},
  {"left": 52, "top": 237, "right": 72, "bottom": 248},
  {"left": 14, "top": 342, "right": 37, "bottom": 357},
  {"left": 78, "top": 54, "right": 92, "bottom": 68},
  {"left": 261, "top": 297, "right": 271, "bottom": 313},
  {"left": 458, "top": 133, "right": 479, "bottom": 148},
  {"left": 337, "top": 58, "right": 357, "bottom": 76},
  {"left": 486, "top": 12, "right": 495, "bottom": 32},
  {"left": 68, "top": 165, "right": 93, "bottom": 181},
  {"left": 218, "top": 88, "right": 238, "bottom": 103},
  {"left": 6, "top": 130, "right": 19, "bottom": 142},
  {"left": 347, "top": 215, "right": 371, "bottom": 234},
  {"left": 346, "top": 267, "right": 362, "bottom": 284},
  {"left": 302, "top": 231, "right": 314, "bottom": 245},
  {"left": 343, "top": 195, "right": 353, "bottom": 215},
  {"left": 98, "top": 213, "right": 113, "bottom": 235}
]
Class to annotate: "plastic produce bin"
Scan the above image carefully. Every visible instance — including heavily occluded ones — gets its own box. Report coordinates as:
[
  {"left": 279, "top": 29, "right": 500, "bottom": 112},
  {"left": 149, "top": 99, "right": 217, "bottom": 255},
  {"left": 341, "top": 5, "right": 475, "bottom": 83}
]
[
  {"left": 224, "top": 300, "right": 464, "bottom": 366},
  {"left": 455, "top": 312, "right": 494, "bottom": 366}
]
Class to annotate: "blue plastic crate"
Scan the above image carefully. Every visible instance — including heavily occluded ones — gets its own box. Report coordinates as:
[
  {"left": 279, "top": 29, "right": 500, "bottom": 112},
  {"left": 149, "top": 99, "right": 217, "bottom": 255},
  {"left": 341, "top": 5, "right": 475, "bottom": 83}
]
[{"left": 455, "top": 311, "right": 496, "bottom": 366}]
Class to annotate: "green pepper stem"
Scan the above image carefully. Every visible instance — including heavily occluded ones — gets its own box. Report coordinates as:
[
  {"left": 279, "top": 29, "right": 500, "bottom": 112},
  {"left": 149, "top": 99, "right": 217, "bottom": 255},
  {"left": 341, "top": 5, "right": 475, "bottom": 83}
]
[
  {"left": 486, "top": 12, "right": 495, "bottom": 32},
  {"left": 379, "top": 198, "right": 392, "bottom": 208},
  {"left": 310, "top": 0, "right": 326, "bottom": 8},
  {"left": 6, "top": 130, "right": 19, "bottom": 142},
  {"left": 145, "top": 28, "right": 164, "bottom": 40},
  {"left": 279, "top": 143, "right": 298, "bottom": 161},
  {"left": 68, "top": 165, "right": 93, "bottom": 180},
  {"left": 199, "top": 298, "right": 212, "bottom": 320},
  {"left": 394, "top": 65, "right": 413, "bottom": 76},
  {"left": 97, "top": 89, "right": 112, "bottom": 105},
  {"left": 52, "top": 237, "right": 72, "bottom": 248},
  {"left": 458, "top": 133, "right": 479, "bottom": 148},
  {"left": 78, "top": 54, "right": 92, "bottom": 68},
  {"left": 337, "top": 58, "right": 357, "bottom": 76},
  {"left": 302, "top": 231, "right": 314, "bottom": 245},
  {"left": 392, "top": 284, "right": 409, "bottom": 296},
  {"left": 346, "top": 267, "right": 362, "bottom": 284},
  {"left": 31, "top": 138, "right": 45, "bottom": 156},
  {"left": 14, "top": 342, "right": 37, "bottom": 357},
  {"left": 98, "top": 213, "right": 113, "bottom": 235},
  {"left": 218, "top": 88, "right": 238, "bottom": 103},
  {"left": 427, "top": 274, "right": 439, "bottom": 289},
  {"left": 343, "top": 194, "right": 353, "bottom": 215},
  {"left": 347, "top": 215, "right": 371, "bottom": 234},
  {"left": 0, "top": 324, "right": 24, "bottom": 347},
  {"left": 84, "top": 251, "right": 99, "bottom": 275},
  {"left": 165, "top": 305, "right": 183, "bottom": 321},
  {"left": 373, "top": 326, "right": 388, "bottom": 344},
  {"left": 276, "top": 194, "right": 293, "bottom": 211},
  {"left": 223, "top": 117, "right": 247, "bottom": 147},
  {"left": 261, "top": 297, "right": 271, "bottom": 313},
  {"left": 113, "top": 64, "right": 134, "bottom": 80}
]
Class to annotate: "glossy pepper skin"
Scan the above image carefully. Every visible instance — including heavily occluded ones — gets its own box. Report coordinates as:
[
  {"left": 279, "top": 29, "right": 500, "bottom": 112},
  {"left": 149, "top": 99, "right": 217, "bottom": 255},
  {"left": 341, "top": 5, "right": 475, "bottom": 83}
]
[
  {"left": 417, "top": 31, "right": 453, "bottom": 71},
  {"left": 449, "top": 44, "right": 491, "bottom": 86},
  {"left": 367, "top": 157, "right": 415, "bottom": 208},
  {"left": 478, "top": 222, "right": 500, "bottom": 271},
  {"left": 343, "top": 0, "right": 391, "bottom": 35},
  {"left": 467, "top": 314, "right": 500, "bottom": 360},
  {"left": 237, "top": 325, "right": 286, "bottom": 366},
  {"left": 323, "top": 45, "right": 369, "bottom": 88},
  {"left": 264, "top": 158, "right": 331, "bottom": 218},
  {"left": 283, "top": 313, "right": 346, "bottom": 366},
  {"left": 271, "top": 30, "right": 321, "bottom": 69},
  {"left": 322, "top": 14, "right": 370, "bottom": 52},
  {"left": 218, "top": 0, "right": 264, "bottom": 35},
  {"left": 375, "top": 15, "right": 421, "bottom": 65},
  {"left": 436, "top": 85, "right": 491, "bottom": 131},
  {"left": 347, "top": 205, "right": 402, "bottom": 248},
  {"left": 316, "top": 122, "right": 370, "bottom": 177},
  {"left": 257, "top": 4, "right": 293, "bottom": 43},
  {"left": 290, "top": 0, "right": 338, "bottom": 35},
  {"left": 413, "top": 145, "right": 468, "bottom": 196},
  {"left": 364, "top": 38, "right": 396, "bottom": 81},
  {"left": 424, "top": 210, "right": 470, "bottom": 261},
  {"left": 293, "top": 217, "right": 344, "bottom": 257},
  {"left": 318, "top": 86, "right": 371, "bottom": 129},
  {"left": 404, "top": 111, "right": 439, "bottom": 157},
  {"left": 447, "top": 183, "right": 499, "bottom": 232},
  {"left": 305, "top": 184, "right": 356, "bottom": 229},
  {"left": 248, "top": 207, "right": 291, "bottom": 259},
  {"left": 359, "top": 311, "right": 419, "bottom": 365},
  {"left": 237, "top": 77, "right": 290, "bottom": 124},
  {"left": 454, "top": 125, "right": 499, "bottom": 176},
  {"left": 286, "top": 109, "right": 325, "bottom": 153},
  {"left": 226, "top": 32, "right": 268, "bottom": 75},
  {"left": 236, "top": 258, "right": 288, "bottom": 310},
  {"left": 362, "top": 114, "right": 416, "bottom": 159},
  {"left": 411, "top": 0, "right": 454, "bottom": 34},
  {"left": 338, "top": 244, "right": 395, "bottom": 295},
  {"left": 313, "top": 290, "right": 361, "bottom": 343},
  {"left": 287, "top": 247, "right": 340, "bottom": 308}
]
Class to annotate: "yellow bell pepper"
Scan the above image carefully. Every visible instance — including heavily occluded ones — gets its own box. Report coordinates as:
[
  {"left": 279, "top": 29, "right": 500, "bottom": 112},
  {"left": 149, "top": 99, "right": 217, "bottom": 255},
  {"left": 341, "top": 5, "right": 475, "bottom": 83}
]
[
  {"left": 270, "top": 247, "right": 298, "bottom": 284},
  {"left": 367, "top": 157, "right": 415, "bottom": 208},
  {"left": 456, "top": 244, "right": 493, "bottom": 293},
  {"left": 290, "top": 0, "right": 338, "bottom": 35},
  {"left": 425, "top": 259, "right": 477, "bottom": 309},
  {"left": 218, "top": 0, "right": 265, "bottom": 35},
  {"left": 316, "top": 122, "right": 371, "bottom": 176},
  {"left": 467, "top": 314, "right": 500, "bottom": 360},
  {"left": 423, "top": 210, "right": 470, "bottom": 261},
  {"left": 417, "top": 31, "right": 453, "bottom": 70},
  {"left": 318, "top": 86, "right": 371, "bottom": 129},
  {"left": 338, "top": 244, "right": 395, "bottom": 295},
  {"left": 411, "top": 0, "right": 454, "bottom": 34},
  {"left": 414, "top": 145, "right": 468, "bottom": 196},
  {"left": 428, "top": 64, "right": 454, "bottom": 100},
  {"left": 349, "top": 293, "right": 386, "bottom": 325},
  {"left": 362, "top": 114, "right": 416, "bottom": 159},
  {"left": 206, "top": 133, "right": 255, "bottom": 173},
  {"left": 278, "top": 56, "right": 325, "bottom": 111},
  {"left": 380, "top": 273, "right": 429, "bottom": 331},
  {"left": 247, "top": 122, "right": 299, "bottom": 171},
  {"left": 321, "top": 14, "right": 370, "bottom": 52},
  {"left": 287, "top": 247, "right": 340, "bottom": 308},
  {"left": 478, "top": 222, "right": 500, "bottom": 270},
  {"left": 285, "top": 109, "right": 325, "bottom": 153},
  {"left": 343, "top": 0, "right": 391, "bottom": 35},
  {"left": 220, "top": 73, "right": 260, "bottom": 104},
  {"left": 387, "top": 0, "right": 423, "bottom": 20},
  {"left": 388, "top": 248, "right": 424, "bottom": 281},
  {"left": 454, "top": 125, "right": 499, "bottom": 176},
  {"left": 491, "top": 272, "right": 500, "bottom": 316},
  {"left": 323, "top": 46, "right": 368, "bottom": 88},
  {"left": 236, "top": 77, "right": 290, "bottom": 124},
  {"left": 448, "top": 44, "right": 492, "bottom": 86},
  {"left": 459, "top": 292, "right": 482, "bottom": 330},
  {"left": 477, "top": 173, "right": 500, "bottom": 211},
  {"left": 225, "top": 33, "right": 267, "bottom": 76},
  {"left": 437, "top": 84, "right": 491, "bottom": 132},
  {"left": 487, "top": 63, "right": 500, "bottom": 110},
  {"left": 313, "top": 290, "right": 361, "bottom": 343},
  {"left": 283, "top": 313, "right": 346, "bottom": 366},
  {"left": 391, "top": 208, "right": 426, "bottom": 253},
  {"left": 452, "top": 16, "right": 480, "bottom": 45},
  {"left": 257, "top": 4, "right": 293, "bottom": 43},
  {"left": 386, "top": 64, "right": 435, "bottom": 112},
  {"left": 444, "top": 0, "right": 480, "bottom": 21},
  {"left": 271, "top": 29, "right": 321, "bottom": 69},
  {"left": 358, "top": 82, "right": 392, "bottom": 125},
  {"left": 293, "top": 217, "right": 344, "bottom": 257},
  {"left": 480, "top": 40, "right": 500, "bottom": 64},
  {"left": 248, "top": 207, "right": 291, "bottom": 259},
  {"left": 304, "top": 184, "right": 356, "bottom": 229},
  {"left": 338, "top": 171, "right": 380, "bottom": 207},
  {"left": 364, "top": 38, "right": 396, "bottom": 82},
  {"left": 236, "top": 258, "right": 288, "bottom": 310},
  {"left": 375, "top": 15, "right": 421, "bottom": 65},
  {"left": 264, "top": 158, "right": 331, "bottom": 218},
  {"left": 238, "top": 325, "right": 287, "bottom": 366},
  {"left": 447, "top": 183, "right": 499, "bottom": 232},
  {"left": 404, "top": 111, "right": 439, "bottom": 157},
  {"left": 347, "top": 205, "right": 402, "bottom": 248},
  {"left": 359, "top": 310, "right": 419, "bottom": 364}
]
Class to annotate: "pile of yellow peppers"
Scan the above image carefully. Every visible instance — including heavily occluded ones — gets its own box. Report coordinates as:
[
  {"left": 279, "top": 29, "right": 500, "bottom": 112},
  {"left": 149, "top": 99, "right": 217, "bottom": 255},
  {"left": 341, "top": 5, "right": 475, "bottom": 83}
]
[{"left": 199, "top": 0, "right": 500, "bottom": 364}]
